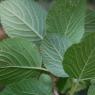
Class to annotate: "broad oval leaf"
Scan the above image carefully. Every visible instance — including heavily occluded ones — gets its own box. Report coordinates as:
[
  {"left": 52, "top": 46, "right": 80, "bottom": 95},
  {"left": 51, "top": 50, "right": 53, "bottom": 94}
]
[
  {"left": 41, "top": 34, "right": 71, "bottom": 77},
  {"left": 1, "top": 74, "right": 52, "bottom": 95},
  {"left": 0, "top": 0, "right": 47, "bottom": 42},
  {"left": 0, "top": 38, "right": 45, "bottom": 83},
  {"left": 64, "top": 32, "right": 95, "bottom": 81},
  {"left": 47, "top": 0, "right": 86, "bottom": 44}
]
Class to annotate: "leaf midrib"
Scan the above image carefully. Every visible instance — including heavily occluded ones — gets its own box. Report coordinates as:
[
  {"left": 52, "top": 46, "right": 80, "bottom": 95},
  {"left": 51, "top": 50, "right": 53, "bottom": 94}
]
[
  {"left": 0, "top": 66, "right": 48, "bottom": 72},
  {"left": 23, "top": 91, "right": 39, "bottom": 95},
  {"left": 79, "top": 47, "right": 95, "bottom": 80},
  {"left": 51, "top": 43, "right": 63, "bottom": 61}
]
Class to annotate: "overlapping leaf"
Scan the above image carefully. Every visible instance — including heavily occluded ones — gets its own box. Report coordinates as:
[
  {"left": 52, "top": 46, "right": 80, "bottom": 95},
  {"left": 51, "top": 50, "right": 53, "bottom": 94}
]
[
  {"left": 64, "top": 32, "right": 95, "bottom": 80},
  {"left": 41, "top": 0, "right": 86, "bottom": 77},
  {"left": 1, "top": 74, "right": 52, "bottom": 95},
  {"left": 0, "top": 0, "right": 47, "bottom": 42},
  {"left": 0, "top": 38, "right": 45, "bottom": 84},
  {"left": 41, "top": 34, "right": 71, "bottom": 77},
  {"left": 47, "top": 0, "right": 86, "bottom": 44}
]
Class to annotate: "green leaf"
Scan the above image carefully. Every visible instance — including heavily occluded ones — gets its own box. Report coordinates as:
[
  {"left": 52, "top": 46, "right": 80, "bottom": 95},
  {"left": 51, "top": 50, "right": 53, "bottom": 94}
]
[
  {"left": 47, "top": 0, "right": 86, "bottom": 44},
  {"left": 0, "top": 0, "right": 47, "bottom": 42},
  {"left": 86, "top": 9, "right": 95, "bottom": 32},
  {"left": 41, "top": 34, "right": 70, "bottom": 77},
  {"left": 64, "top": 32, "right": 95, "bottom": 81},
  {"left": 88, "top": 80, "right": 95, "bottom": 95},
  {"left": 1, "top": 74, "right": 52, "bottom": 95},
  {"left": 0, "top": 38, "right": 46, "bottom": 84},
  {"left": 41, "top": 0, "right": 86, "bottom": 77}
]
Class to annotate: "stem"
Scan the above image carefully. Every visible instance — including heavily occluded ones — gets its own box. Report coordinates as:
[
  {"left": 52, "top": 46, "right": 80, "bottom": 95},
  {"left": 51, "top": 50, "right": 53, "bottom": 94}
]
[
  {"left": 69, "top": 79, "right": 79, "bottom": 95},
  {"left": 53, "top": 88, "right": 59, "bottom": 95},
  {"left": 70, "top": 83, "right": 78, "bottom": 95},
  {"left": 51, "top": 76, "right": 59, "bottom": 95}
]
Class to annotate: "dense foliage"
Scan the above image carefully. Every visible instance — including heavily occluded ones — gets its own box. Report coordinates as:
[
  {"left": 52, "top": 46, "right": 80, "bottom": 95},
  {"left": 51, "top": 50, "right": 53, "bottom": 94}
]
[{"left": 0, "top": 0, "right": 95, "bottom": 95}]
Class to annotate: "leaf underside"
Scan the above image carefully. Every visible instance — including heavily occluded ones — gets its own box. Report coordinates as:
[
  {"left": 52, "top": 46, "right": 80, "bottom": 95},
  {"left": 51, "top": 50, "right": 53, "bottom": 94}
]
[
  {"left": 0, "top": 0, "right": 47, "bottom": 42},
  {"left": 86, "top": 9, "right": 95, "bottom": 32},
  {"left": 41, "top": 34, "right": 70, "bottom": 77}
]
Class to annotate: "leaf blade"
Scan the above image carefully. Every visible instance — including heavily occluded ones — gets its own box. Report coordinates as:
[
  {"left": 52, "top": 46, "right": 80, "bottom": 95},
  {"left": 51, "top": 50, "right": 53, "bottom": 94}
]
[
  {"left": 0, "top": 0, "right": 47, "bottom": 42},
  {"left": 64, "top": 32, "right": 95, "bottom": 80},
  {"left": 0, "top": 38, "right": 44, "bottom": 83},
  {"left": 1, "top": 74, "right": 52, "bottom": 95},
  {"left": 47, "top": 0, "right": 86, "bottom": 44},
  {"left": 41, "top": 34, "right": 70, "bottom": 77},
  {"left": 41, "top": 0, "right": 86, "bottom": 77}
]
